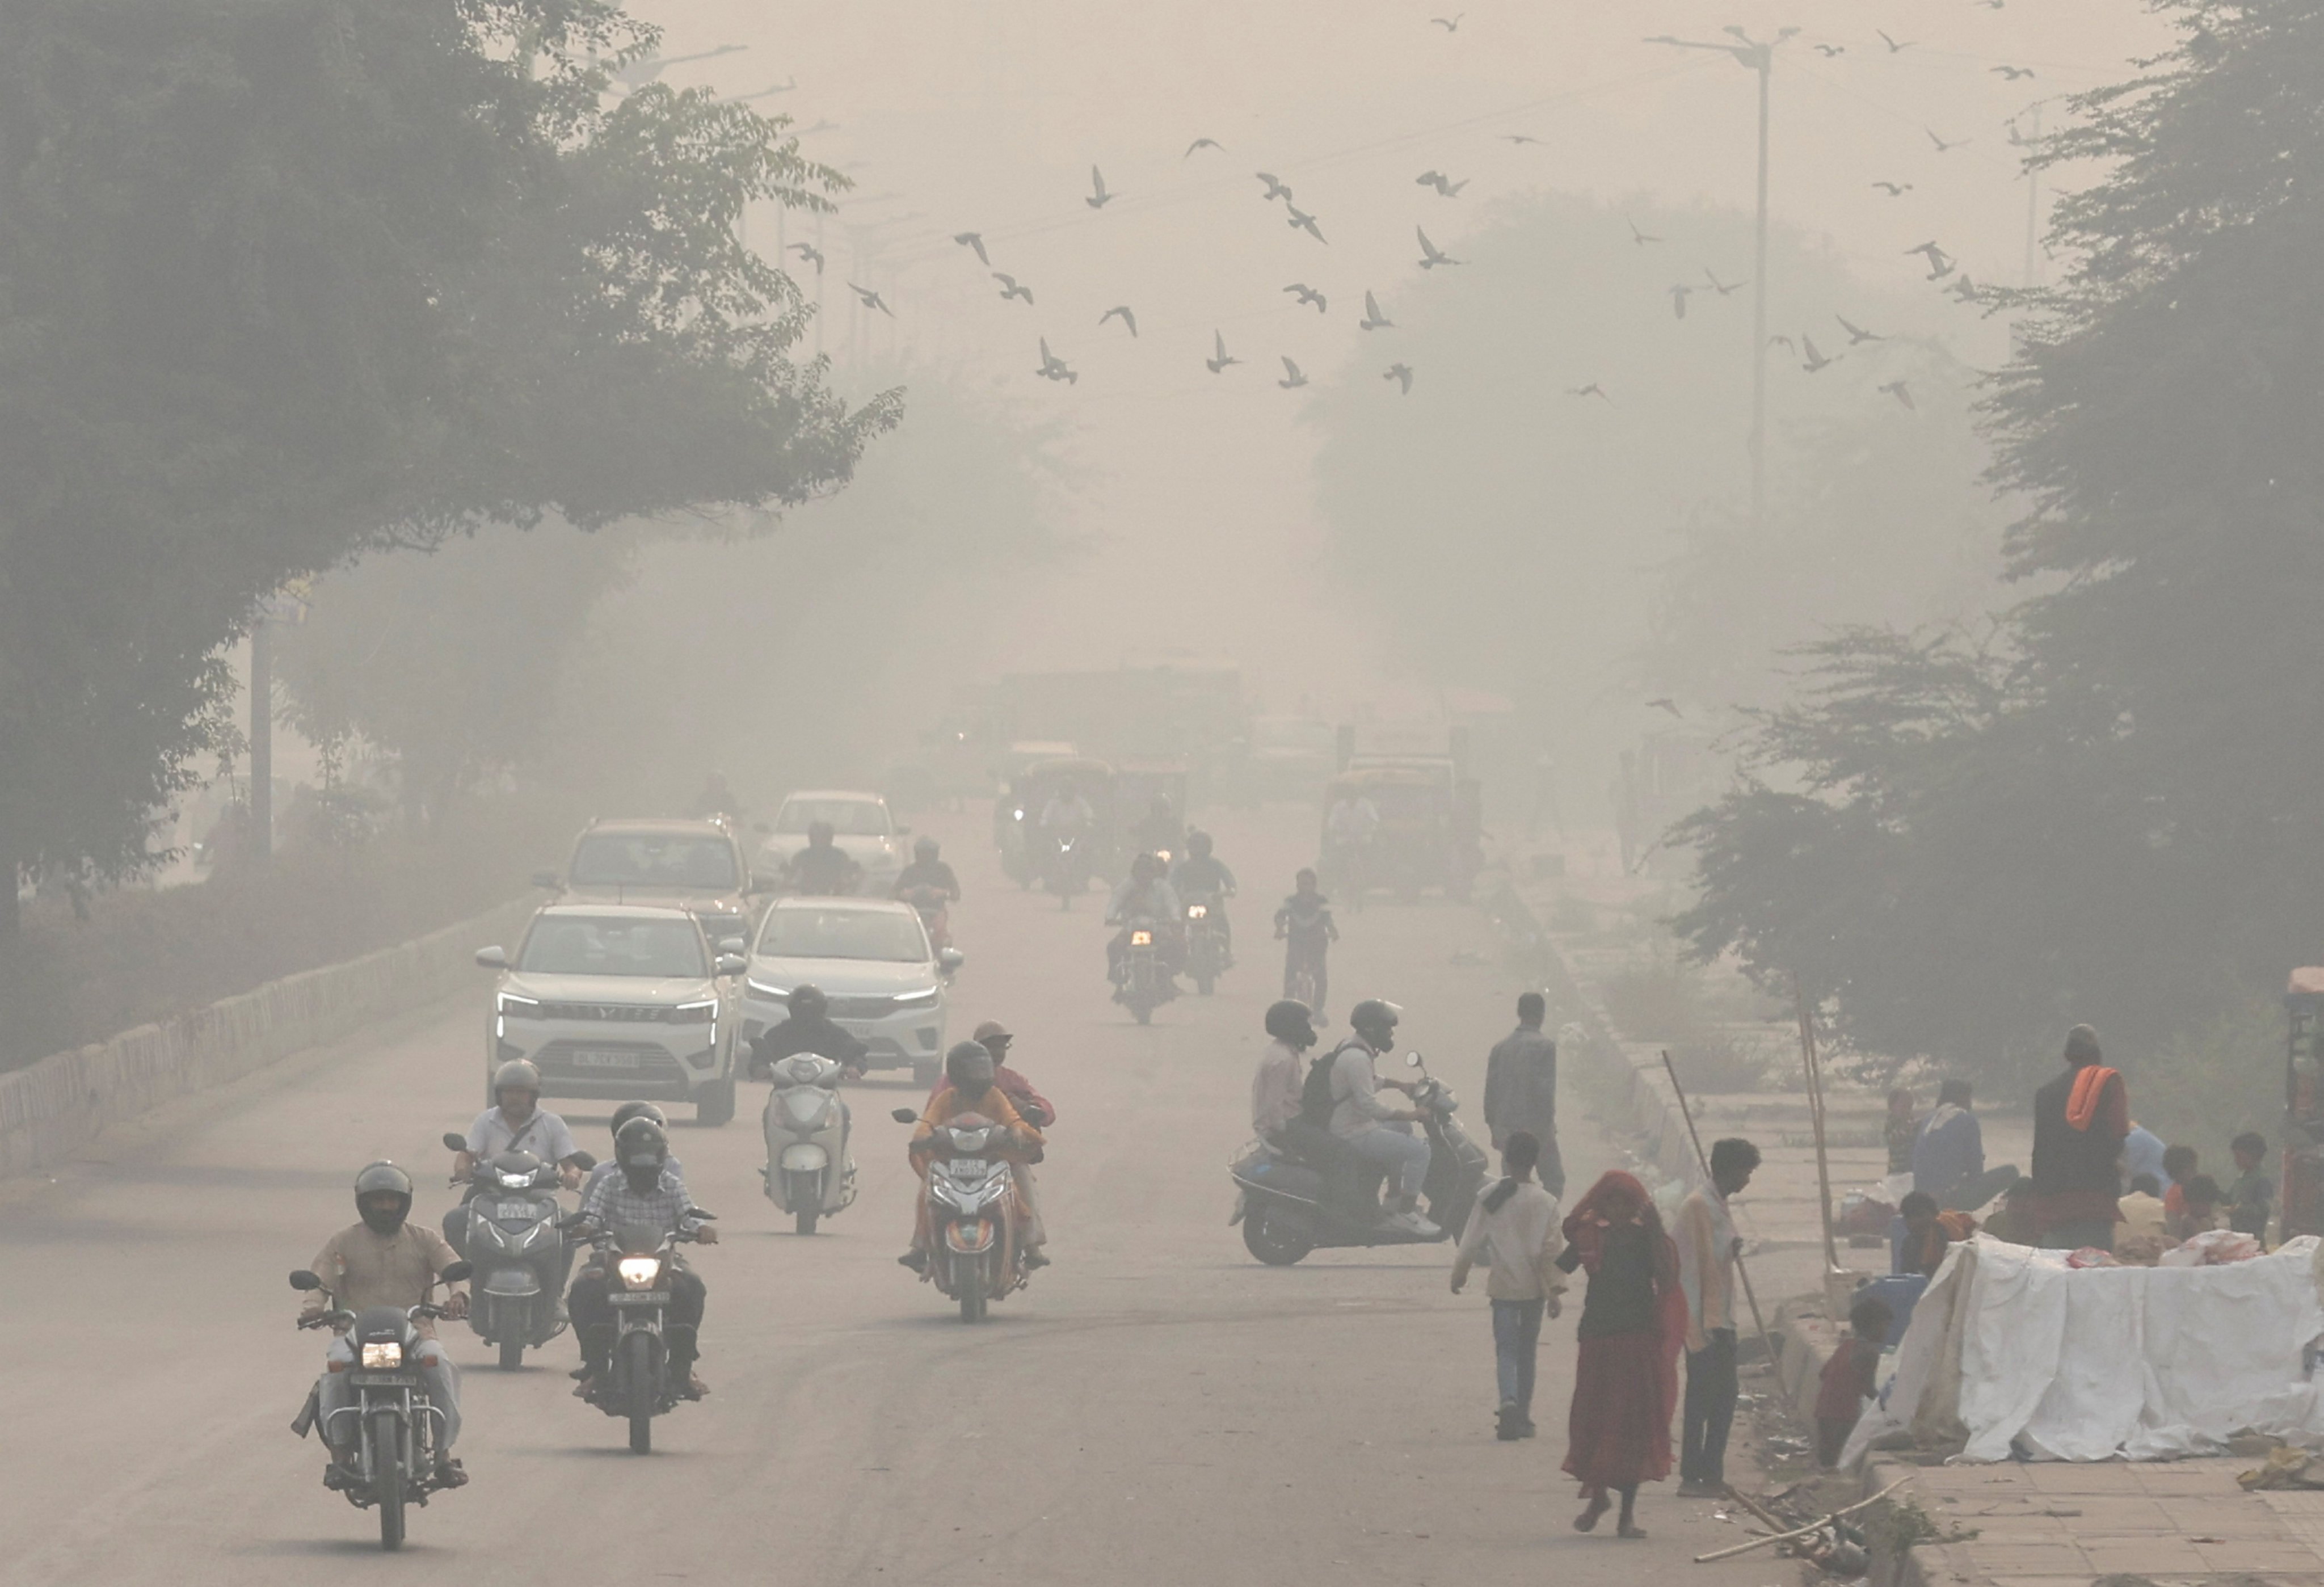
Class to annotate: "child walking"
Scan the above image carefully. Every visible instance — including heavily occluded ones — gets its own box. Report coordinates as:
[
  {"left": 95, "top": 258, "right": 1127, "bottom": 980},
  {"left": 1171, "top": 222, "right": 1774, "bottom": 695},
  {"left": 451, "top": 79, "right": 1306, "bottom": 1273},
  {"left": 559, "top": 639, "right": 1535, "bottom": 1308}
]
[{"left": 1451, "top": 1131, "right": 1567, "bottom": 1441}]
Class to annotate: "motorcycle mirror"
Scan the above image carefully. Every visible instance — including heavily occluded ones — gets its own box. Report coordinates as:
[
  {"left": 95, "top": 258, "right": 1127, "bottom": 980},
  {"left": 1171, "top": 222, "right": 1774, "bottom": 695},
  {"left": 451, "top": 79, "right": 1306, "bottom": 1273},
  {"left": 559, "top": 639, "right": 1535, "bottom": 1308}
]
[
  {"left": 440, "top": 1261, "right": 474, "bottom": 1283},
  {"left": 569, "top": 1150, "right": 598, "bottom": 1172},
  {"left": 891, "top": 1108, "right": 921, "bottom": 1125},
  {"left": 441, "top": 1131, "right": 467, "bottom": 1152},
  {"left": 1405, "top": 1050, "right": 1425, "bottom": 1069},
  {"left": 288, "top": 1269, "right": 324, "bottom": 1291},
  {"left": 474, "top": 945, "right": 508, "bottom": 970}
]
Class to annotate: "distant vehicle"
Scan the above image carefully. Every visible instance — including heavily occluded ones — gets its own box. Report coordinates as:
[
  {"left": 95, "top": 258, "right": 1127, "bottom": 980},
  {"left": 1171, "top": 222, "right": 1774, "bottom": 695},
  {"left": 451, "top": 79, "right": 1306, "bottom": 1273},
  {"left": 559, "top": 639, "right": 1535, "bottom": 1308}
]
[
  {"left": 1240, "top": 715, "right": 1338, "bottom": 802},
  {"left": 742, "top": 897, "right": 961, "bottom": 1087},
  {"left": 753, "top": 790, "right": 909, "bottom": 897},
  {"left": 475, "top": 904, "right": 747, "bottom": 1125},
  {"left": 999, "top": 756, "right": 1115, "bottom": 887},
  {"left": 536, "top": 817, "right": 760, "bottom": 950},
  {"left": 1321, "top": 760, "right": 1482, "bottom": 904}
]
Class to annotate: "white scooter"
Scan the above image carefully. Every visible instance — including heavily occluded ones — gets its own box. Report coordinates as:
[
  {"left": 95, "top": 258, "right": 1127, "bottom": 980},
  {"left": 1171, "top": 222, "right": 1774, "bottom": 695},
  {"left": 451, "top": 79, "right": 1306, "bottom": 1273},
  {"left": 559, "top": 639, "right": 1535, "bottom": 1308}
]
[{"left": 761, "top": 1052, "right": 857, "bottom": 1235}]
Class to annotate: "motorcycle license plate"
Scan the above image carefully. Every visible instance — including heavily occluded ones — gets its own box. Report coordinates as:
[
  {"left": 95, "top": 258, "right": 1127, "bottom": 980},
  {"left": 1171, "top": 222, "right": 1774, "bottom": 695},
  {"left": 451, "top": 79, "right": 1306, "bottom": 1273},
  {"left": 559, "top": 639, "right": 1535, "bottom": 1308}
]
[
  {"left": 607, "top": 1291, "right": 669, "bottom": 1306},
  {"left": 348, "top": 1373, "right": 419, "bottom": 1388},
  {"left": 948, "top": 1159, "right": 989, "bottom": 1173},
  {"left": 496, "top": 1201, "right": 540, "bottom": 1219},
  {"left": 569, "top": 1050, "right": 641, "bottom": 1068}
]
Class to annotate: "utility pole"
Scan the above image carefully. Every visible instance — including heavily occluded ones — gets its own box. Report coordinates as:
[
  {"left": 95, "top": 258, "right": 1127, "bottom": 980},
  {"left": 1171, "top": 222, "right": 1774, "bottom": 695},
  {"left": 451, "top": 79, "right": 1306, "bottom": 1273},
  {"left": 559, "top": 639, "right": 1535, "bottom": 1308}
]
[
  {"left": 2018, "top": 101, "right": 2045, "bottom": 288},
  {"left": 1647, "top": 27, "right": 1797, "bottom": 528},
  {"left": 248, "top": 613, "right": 272, "bottom": 866}
]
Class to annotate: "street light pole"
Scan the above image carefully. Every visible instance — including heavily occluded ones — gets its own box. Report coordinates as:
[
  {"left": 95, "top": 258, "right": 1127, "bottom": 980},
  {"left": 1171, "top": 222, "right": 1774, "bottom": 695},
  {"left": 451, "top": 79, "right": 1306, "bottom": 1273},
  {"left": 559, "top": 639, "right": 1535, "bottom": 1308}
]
[{"left": 1647, "top": 27, "right": 1796, "bottom": 528}]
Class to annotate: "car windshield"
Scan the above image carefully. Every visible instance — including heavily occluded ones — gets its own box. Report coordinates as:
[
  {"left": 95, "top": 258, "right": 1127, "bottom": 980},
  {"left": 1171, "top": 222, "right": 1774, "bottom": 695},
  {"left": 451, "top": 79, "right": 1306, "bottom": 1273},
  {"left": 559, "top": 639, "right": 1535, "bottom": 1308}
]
[
  {"left": 774, "top": 798, "right": 890, "bottom": 837},
  {"left": 569, "top": 834, "right": 738, "bottom": 890},
  {"left": 756, "top": 908, "right": 928, "bottom": 962},
  {"left": 520, "top": 917, "right": 708, "bottom": 978}
]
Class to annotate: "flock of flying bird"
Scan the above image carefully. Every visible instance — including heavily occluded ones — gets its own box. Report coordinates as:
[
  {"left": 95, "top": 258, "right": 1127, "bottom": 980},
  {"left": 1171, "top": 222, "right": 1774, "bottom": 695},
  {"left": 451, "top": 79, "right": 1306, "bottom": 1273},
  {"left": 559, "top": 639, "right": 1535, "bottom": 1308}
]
[{"left": 788, "top": 7, "right": 2051, "bottom": 414}]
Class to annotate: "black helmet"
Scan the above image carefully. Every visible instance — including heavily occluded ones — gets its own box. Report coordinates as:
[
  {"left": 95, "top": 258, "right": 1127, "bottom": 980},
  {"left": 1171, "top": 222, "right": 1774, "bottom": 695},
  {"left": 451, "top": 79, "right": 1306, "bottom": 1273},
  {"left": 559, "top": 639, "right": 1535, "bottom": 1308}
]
[
  {"left": 1188, "top": 830, "right": 1214, "bottom": 858},
  {"left": 613, "top": 1117, "right": 670, "bottom": 1192},
  {"left": 354, "top": 1160, "right": 413, "bottom": 1235},
  {"left": 1349, "top": 999, "right": 1402, "bottom": 1051},
  {"left": 789, "top": 984, "right": 828, "bottom": 1020},
  {"left": 492, "top": 1058, "right": 542, "bottom": 1104},
  {"left": 914, "top": 835, "right": 939, "bottom": 860},
  {"left": 1265, "top": 999, "right": 1316, "bottom": 1049},
  {"left": 610, "top": 1101, "right": 667, "bottom": 1139},
  {"left": 945, "top": 1039, "right": 997, "bottom": 1094}
]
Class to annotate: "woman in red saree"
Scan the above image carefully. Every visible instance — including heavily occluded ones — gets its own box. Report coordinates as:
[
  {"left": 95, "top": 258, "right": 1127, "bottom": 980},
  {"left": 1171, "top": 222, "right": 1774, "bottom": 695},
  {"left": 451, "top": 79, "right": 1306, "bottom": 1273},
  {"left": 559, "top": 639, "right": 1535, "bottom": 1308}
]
[{"left": 1555, "top": 1169, "right": 1686, "bottom": 1538}]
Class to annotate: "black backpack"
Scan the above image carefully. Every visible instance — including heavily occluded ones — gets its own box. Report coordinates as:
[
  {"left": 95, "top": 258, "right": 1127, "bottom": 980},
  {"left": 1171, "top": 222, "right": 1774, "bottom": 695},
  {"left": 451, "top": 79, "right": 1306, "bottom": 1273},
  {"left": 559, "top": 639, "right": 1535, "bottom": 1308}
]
[{"left": 1299, "top": 1039, "right": 1365, "bottom": 1129}]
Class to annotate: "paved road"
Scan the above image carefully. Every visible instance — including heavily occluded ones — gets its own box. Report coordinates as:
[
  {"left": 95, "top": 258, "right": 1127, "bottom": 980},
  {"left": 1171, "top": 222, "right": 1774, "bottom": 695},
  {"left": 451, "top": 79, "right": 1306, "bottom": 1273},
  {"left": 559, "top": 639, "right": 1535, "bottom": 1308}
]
[{"left": 3, "top": 803, "right": 1790, "bottom": 1585}]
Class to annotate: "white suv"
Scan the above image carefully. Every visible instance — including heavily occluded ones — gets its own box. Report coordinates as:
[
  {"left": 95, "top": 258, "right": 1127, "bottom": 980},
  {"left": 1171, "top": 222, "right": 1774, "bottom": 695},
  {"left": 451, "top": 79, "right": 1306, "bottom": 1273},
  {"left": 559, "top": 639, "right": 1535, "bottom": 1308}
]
[
  {"left": 477, "top": 904, "right": 747, "bottom": 1125},
  {"left": 754, "top": 790, "right": 908, "bottom": 897},
  {"left": 742, "top": 897, "right": 961, "bottom": 1086}
]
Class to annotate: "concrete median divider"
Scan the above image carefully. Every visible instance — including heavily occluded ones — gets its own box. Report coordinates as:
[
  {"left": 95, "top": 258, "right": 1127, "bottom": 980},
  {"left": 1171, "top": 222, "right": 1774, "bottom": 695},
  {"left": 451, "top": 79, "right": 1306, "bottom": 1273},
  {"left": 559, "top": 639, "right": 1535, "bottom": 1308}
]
[{"left": 0, "top": 895, "right": 537, "bottom": 1182}]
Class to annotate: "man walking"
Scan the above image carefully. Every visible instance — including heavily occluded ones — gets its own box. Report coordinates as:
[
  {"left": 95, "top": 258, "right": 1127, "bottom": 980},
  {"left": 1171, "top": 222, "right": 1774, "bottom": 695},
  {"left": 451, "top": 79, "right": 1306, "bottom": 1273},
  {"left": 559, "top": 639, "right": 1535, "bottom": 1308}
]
[
  {"left": 2028, "top": 1024, "right": 2127, "bottom": 1250},
  {"left": 1451, "top": 1131, "right": 1566, "bottom": 1441},
  {"left": 1675, "top": 1136, "right": 1759, "bottom": 1497},
  {"left": 1484, "top": 992, "right": 1564, "bottom": 1197}
]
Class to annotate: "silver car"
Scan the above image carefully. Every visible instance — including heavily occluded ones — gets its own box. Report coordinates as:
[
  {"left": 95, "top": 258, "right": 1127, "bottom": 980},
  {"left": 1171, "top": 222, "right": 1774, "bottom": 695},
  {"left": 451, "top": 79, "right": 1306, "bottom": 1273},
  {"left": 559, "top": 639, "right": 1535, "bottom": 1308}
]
[
  {"left": 742, "top": 898, "right": 960, "bottom": 1085},
  {"left": 477, "top": 904, "right": 747, "bottom": 1125},
  {"left": 753, "top": 790, "right": 909, "bottom": 896}
]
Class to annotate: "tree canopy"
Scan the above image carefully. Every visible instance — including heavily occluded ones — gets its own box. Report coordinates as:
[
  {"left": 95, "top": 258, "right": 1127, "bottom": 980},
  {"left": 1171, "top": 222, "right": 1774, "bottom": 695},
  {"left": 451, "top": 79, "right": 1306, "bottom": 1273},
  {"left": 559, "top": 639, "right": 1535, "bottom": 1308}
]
[{"left": 0, "top": 0, "right": 894, "bottom": 930}]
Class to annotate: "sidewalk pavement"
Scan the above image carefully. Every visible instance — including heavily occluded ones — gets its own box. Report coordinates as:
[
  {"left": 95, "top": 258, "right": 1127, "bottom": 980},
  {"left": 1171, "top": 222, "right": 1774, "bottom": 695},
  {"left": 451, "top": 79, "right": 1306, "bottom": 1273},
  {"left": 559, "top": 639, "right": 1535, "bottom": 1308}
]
[{"left": 1876, "top": 1455, "right": 2324, "bottom": 1585}]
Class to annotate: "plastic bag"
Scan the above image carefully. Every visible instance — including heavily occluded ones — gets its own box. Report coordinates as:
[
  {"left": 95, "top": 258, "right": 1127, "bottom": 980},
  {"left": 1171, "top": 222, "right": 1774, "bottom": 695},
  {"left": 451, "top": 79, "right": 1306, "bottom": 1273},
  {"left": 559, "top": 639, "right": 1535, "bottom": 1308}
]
[
  {"left": 2157, "top": 1228, "right": 2264, "bottom": 1267},
  {"left": 2065, "top": 1246, "right": 2119, "bottom": 1269}
]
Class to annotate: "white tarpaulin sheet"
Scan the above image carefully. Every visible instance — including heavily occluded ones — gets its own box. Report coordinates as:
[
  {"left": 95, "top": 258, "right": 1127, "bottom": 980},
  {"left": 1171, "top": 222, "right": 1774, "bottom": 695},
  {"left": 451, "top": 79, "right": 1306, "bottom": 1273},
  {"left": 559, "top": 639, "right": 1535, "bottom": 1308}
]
[{"left": 1844, "top": 1233, "right": 2324, "bottom": 1464}]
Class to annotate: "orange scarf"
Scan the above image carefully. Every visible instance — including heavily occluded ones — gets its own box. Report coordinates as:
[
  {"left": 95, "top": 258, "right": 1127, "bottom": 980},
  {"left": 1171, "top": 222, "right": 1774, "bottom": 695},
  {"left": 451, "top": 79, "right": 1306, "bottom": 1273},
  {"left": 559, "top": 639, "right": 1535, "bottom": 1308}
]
[{"left": 2066, "top": 1066, "right": 2120, "bottom": 1131}]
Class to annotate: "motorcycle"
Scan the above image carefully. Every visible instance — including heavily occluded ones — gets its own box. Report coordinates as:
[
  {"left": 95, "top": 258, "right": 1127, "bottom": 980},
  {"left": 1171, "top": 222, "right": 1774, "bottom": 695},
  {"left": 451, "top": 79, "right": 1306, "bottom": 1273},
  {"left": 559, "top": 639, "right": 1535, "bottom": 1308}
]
[
  {"left": 1184, "top": 893, "right": 1229, "bottom": 996},
  {"left": 891, "top": 1105, "right": 1029, "bottom": 1322},
  {"left": 289, "top": 1261, "right": 473, "bottom": 1550},
  {"left": 761, "top": 1051, "right": 857, "bottom": 1235},
  {"left": 1112, "top": 913, "right": 1177, "bottom": 1025},
  {"left": 1228, "top": 1050, "right": 1489, "bottom": 1266},
  {"left": 567, "top": 1210, "right": 715, "bottom": 1454},
  {"left": 440, "top": 1132, "right": 592, "bottom": 1369},
  {"left": 899, "top": 882, "right": 955, "bottom": 962},
  {"left": 1043, "top": 832, "right": 1089, "bottom": 908}
]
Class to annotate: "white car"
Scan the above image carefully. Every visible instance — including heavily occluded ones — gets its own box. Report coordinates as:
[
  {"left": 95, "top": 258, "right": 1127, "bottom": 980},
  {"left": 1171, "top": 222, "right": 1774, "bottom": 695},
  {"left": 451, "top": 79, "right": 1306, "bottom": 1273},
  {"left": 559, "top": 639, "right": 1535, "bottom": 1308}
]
[
  {"left": 754, "top": 789, "right": 908, "bottom": 896},
  {"left": 742, "top": 898, "right": 961, "bottom": 1085},
  {"left": 477, "top": 904, "right": 747, "bottom": 1125}
]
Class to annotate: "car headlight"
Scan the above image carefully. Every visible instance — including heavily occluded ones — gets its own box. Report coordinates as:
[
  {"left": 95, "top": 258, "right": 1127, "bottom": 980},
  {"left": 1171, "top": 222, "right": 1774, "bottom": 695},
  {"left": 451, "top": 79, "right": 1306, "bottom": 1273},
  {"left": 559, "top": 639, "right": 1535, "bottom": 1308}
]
[
  {"left": 616, "top": 1257, "right": 662, "bottom": 1290},
  {"left": 361, "top": 1341, "right": 404, "bottom": 1370},
  {"left": 671, "top": 997, "right": 718, "bottom": 1024},
  {"left": 496, "top": 992, "right": 541, "bottom": 1018},
  {"left": 1186, "top": 903, "right": 1207, "bottom": 920},
  {"left": 746, "top": 978, "right": 789, "bottom": 1001},
  {"left": 1156, "top": 849, "right": 1173, "bottom": 865},
  {"left": 1131, "top": 930, "right": 1153, "bottom": 947},
  {"left": 892, "top": 987, "right": 940, "bottom": 1010}
]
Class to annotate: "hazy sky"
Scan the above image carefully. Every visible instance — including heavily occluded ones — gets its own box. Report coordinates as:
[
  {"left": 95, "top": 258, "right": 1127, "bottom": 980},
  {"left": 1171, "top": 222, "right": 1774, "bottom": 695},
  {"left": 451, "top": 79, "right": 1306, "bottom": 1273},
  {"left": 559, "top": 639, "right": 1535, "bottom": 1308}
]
[{"left": 639, "top": 0, "right": 2172, "bottom": 714}]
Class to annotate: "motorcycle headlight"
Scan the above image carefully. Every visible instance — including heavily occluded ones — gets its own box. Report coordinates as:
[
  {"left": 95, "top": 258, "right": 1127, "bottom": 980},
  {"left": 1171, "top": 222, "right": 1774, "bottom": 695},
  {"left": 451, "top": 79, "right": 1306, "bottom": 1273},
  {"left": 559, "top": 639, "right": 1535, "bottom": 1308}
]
[
  {"left": 360, "top": 1341, "right": 403, "bottom": 1370},
  {"left": 892, "top": 987, "right": 940, "bottom": 1010},
  {"left": 1131, "top": 930, "right": 1153, "bottom": 947},
  {"left": 1186, "top": 904, "right": 1207, "bottom": 920},
  {"left": 497, "top": 1171, "right": 530, "bottom": 1189},
  {"left": 1156, "top": 849, "right": 1173, "bottom": 865},
  {"left": 617, "top": 1256, "right": 662, "bottom": 1290}
]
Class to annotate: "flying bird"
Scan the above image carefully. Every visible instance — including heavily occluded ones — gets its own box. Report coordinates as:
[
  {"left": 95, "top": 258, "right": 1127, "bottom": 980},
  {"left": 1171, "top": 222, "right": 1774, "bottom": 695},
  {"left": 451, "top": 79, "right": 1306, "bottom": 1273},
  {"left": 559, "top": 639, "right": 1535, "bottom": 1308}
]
[
  {"left": 1767, "top": 335, "right": 1796, "bottom": 352},
  {"left": 1383, "top": 363, "right": 1414, "bottom": 394},
  {"left": 1871, "top": 180, "right": 1914, "bottom": 197},
  {"left": 1416, "top": 226, "right": 1462, "bottom": 268},
  {"left": 1256, "top": 172, "right": 1293, "bottom": 203},
  {"left": 1279, "top": 356, "right": 1309, "bottom": 389},
  {"left": 1283, "top": 283, "right": 1328, "bottom": 313},
  {"left": 1990, "top": 64, "right": 2035, "bottom": 80},
  {"left": 848, "top": 282, "right": 894, "bottom": 317},
  {"left": 1836, "top": 314, "right": 1884, "bottom": 344},
  {"left": 1905, "top": 240, "right": 1956, "bottom": 279},
  {"left": 1703, "top": 268, "right": 1748, "bottom": 296},
  {"left": 1926, "top": 129, "right": 1969, "bottom": 153},
  {"left": 993, "top": 272, "right": 1034, "bottom": 305},
  {"left": 1086, "top": 166, "right": 1115, "bottom": 208},
  {"left": 789, "top": 241, "right": 825, "bottom": 274},
  {"left": 952, "top": 231, "right": 988, "bottom": 266},
  {"left": 1879, "top": 379, "right": 1915, "bottom": 410},
  {"left": 1431, "top": 13, "right": 1463, "bottom": 31},
  {"left": 1359, "top": 290, "right": 1393, "bottom": 331},
  {"left": 1813, "top": 43, "right": 1846, "bottom": 56},
  {"left": 1568, "top": 382, "right": 1611, "bottom": 402},
  {"left": 1877, "top": 29, "right": 1914, "bottom": 51},
  {"left": 1099, "top": 305, "right": 1138, "bottom": 336},
  {"left": 1976, "top": 0, "right": 2005, "bottom": 8},
  {"left": 1949, "top": 274, "right": 1980, "bottom": 302},
  {"left": 1628, "top": 218, "right": 1662, "bottom": 245},
  {"left": 1286, "top": 205, "right": 1327, "bottom": 242},
  {"left": 1206, "top": 331, "right": 1241, "bottom": 374},
  {"left": 1799, "top": 334, "right": 1834, "bottom": 372},
  {"left": 1185, "top": 137, "right": 1224, "bottom": 158},
  {"left": 1646, "top": 698, "right": 1683, "bottom": 718},
  {"left": 1501, "top": 133, "right": 1546, "bottom": 145},
  {"left": 1416, "top": 170, "right": 1469, "bottom": 197},
  {"left": 1669, "top": 283, "right": 1694, "bottom": 319},
  {"left": 1035, "top": 337, "right": 1077, "bottom": 385}
]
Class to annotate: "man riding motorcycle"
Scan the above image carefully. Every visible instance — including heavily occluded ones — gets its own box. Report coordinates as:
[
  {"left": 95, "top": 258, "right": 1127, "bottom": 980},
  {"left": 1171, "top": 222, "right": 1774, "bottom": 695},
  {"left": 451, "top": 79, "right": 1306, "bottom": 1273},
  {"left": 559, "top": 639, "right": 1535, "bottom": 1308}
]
[
  {"left": 901, "top": 1041, "right": 1044, "bottom": 1272},
  {"left": 567, "top": 1118, "right": 718, "bottom": 1401},
  {"left": 750, "top": 984, "right": 869, "bottom": 1079},
  {"left": 444, "top": 1060, "right": 588, "bottom": 1257},
  {"left": 301, "top": 1161, "right": 470, "bottom": 1489},
  {"left": 919, "top": 1020, "right": 1054, "bottom": 1264},
  {"left": 892, "top": 836, "right": 961, "bottom": 903},
  {"left": 1105, "top": 851, "right": 1185, "bottom": 988},
  {"left": 1169, "top": 829, "right": 1237, "bottom": 967},
  {"left": 1319, "top": 999, "right": 1438, "bottom": 1237},
  {"left": 1274, "top": 868, "right": 1339, "bottom": 1022},
  {"left": 1131, "top": 795, "right": 1184, "bottom": 858},
  {"left": 784, "top": 819, "right": 863, "bottom": 896},
  {"left": 578, "top": 1102, "right": 684, "bottom": 1199}
]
